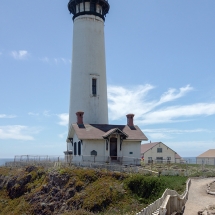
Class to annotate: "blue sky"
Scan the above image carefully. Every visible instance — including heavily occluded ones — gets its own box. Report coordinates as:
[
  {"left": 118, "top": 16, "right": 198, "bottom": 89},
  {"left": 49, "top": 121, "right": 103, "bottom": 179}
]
[{"left": 0, "top": 0, "right": 215, "bottom": 158}]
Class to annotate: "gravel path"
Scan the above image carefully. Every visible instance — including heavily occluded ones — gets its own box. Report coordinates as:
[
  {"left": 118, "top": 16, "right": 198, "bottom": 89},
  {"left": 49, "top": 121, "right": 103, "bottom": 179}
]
[{"left": 183, "top": 178, "right": 215, "bottom": 215}]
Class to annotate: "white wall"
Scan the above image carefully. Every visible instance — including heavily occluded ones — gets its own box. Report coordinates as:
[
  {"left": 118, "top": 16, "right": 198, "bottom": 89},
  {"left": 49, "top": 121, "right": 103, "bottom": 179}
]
[
  {"left": 82, "top": 139, "right": 106, "bottom": 162},
  {"left": 68, "top": 14, "right": 108, "bottom": 126},
  {"left": 122, "top": 141, "right": 141, "bottom": 165},
  {"left": 197, "top": 158, "right": 215, "bottom": 165}
]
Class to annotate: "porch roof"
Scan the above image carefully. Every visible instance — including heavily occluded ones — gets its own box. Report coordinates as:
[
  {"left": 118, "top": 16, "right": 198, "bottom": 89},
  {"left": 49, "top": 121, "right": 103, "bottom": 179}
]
[
  {"left": 67, "top": 124, "right": 148, "bottom": 141},
  {"left": 102, "top": 128, "right": 128, "bottom": 139}
]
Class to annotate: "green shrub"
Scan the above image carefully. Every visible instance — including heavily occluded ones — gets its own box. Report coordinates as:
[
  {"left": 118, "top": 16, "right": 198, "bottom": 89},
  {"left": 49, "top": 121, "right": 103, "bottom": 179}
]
[{"left": 124, "top": 175, "right": 165, "bottom": 203}]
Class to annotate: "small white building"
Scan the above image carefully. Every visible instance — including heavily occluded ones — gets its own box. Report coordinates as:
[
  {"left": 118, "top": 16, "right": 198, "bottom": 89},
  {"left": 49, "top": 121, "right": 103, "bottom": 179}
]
[
  {"left": 66, "top": 112, "right": 148, "bottom": 165},
  {"left": 141, "top": 142, "right": 181, "bottom": 164},
  {"left": 197, "top": 149, "right": 215, "bottom": 165}
]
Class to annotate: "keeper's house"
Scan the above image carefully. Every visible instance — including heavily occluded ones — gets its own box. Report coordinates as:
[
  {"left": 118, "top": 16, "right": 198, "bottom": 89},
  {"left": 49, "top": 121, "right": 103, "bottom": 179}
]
[
  {"left": 197, "top": 149, "right": 215, "bottom": 165},
  {"left": 66, "top": 112, "right": 148, "bottom": 165},
  {"left": 141, "top": 142, "right": 181, "bottom": 164}
]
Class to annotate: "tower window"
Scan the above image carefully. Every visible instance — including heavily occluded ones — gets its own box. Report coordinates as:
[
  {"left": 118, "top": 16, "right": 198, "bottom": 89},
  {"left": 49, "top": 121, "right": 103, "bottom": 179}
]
[
  {"left": 90, "top": 3, "right": 96, "bottom": 12},
  {"left": 92, "top": 78, "right": 97, "bottom": 96}
]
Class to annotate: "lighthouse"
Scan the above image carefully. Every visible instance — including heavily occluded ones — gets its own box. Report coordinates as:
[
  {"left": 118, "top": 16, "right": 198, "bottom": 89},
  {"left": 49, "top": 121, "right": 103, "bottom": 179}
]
[
  {"left": 65, "top": 1, "right": 148, "bottom": 165},
  {"left": 68, "top": 0, "right": 110, "bottom": 127}
]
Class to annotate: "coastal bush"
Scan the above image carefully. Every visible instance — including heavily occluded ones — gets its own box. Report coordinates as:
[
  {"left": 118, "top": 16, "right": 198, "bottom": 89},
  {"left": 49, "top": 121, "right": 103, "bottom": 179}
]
[{"left": 124, "top": 174, "right": 187, "bottom": 204}]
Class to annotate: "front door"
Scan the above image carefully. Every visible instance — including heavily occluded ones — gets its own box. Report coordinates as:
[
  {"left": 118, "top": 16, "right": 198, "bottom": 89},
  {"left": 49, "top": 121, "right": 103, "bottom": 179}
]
[{"left": 110, "top": 138, "right": 117, "bottom": 160}]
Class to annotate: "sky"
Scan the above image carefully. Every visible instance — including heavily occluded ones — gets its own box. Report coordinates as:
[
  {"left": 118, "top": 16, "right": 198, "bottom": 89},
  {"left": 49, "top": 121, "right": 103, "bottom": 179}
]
[{"left": 0, "top": 0, "right": 215, "bottom": 158}]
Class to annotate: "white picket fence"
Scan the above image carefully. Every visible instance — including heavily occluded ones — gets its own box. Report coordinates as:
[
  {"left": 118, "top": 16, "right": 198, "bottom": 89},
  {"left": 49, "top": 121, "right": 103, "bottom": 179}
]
[{"left": 136, "top": 179, "right": 191, "bottom": 215}]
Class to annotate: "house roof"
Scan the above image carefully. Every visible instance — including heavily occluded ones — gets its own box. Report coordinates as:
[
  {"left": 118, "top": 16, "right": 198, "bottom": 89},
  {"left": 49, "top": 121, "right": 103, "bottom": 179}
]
[
  {"left": 175, "top": 153, "right": 181, "bottom": 159},
  {"left": 141, "top": 142, "right": 159, "bottom": 154},
  {"left": 197, "top": 149, "right": 215, "bottom": 158},
  {"left": 141, "top": 142, "right": 181, "bottom": 159},
  {"left": 67, "top": 124, "right": 148, "bottom": 141}
]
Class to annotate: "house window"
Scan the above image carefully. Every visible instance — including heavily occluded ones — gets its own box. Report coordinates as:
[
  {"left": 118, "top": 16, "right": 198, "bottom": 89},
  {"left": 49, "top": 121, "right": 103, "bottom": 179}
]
[
  {"left": 167, "top": 157, "right": 171, "bottom": 164},
  {"left": 157, "top": 148, "right": 162, "bottom": 153},
  {"left": 78, "top": 141, "right": 81, "bottom": 156},
  {"left": 148, "top": 157, "right": 152, "bottom": 164},
  {"left": 74, "top": 142, "right": 77, "bottom": 156},
  {"left": 106, "top": 140, "right": 108, "bottom": 151},
  {"left": 156, "top": 157, "right": 163, "bottom": 163},
  {"left": 92, "top": 78, "right": 97, "bottom": 96}
]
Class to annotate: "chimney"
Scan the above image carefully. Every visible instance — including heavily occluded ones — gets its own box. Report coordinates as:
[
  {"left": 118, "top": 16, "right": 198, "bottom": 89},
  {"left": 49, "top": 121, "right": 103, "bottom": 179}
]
[
  {"left": 76, "top": 111, "right": 84, "bottom": 125},
  {"left": 126, "top": 114, "right": 135, "bottom": 127}
]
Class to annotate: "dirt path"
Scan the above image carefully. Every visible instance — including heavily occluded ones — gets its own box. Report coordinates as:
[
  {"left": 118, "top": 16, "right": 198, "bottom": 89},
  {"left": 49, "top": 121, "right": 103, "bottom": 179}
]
[{"left": 183, "top": 178, "right": 215, "bottom": 215}]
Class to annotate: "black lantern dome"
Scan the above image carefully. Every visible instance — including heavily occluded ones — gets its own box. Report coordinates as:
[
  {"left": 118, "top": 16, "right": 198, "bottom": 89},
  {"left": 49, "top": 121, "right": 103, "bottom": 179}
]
[{"left": 68, "top": 0, "right": 110, "bottom": 21}]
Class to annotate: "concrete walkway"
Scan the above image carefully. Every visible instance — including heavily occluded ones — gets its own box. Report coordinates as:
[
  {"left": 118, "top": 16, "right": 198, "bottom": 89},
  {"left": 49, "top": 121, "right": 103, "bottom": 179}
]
[{"left": 183, "top": 178, "right": 215, "bottom": 215}]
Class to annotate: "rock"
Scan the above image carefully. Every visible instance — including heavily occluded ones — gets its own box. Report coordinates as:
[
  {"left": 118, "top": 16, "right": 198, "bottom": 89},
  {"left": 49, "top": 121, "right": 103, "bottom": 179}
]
[
  {"left": 0, "top": 175, "right": 10, "bottom": 190},
  {"left": 49, "top": 173, "right": 69, "bottom": 188},
  {"left": 7, "top": 174, "right": 32, "bottom": 199},
  {"left": 26, "top": 166, "right": 37, "bottom": 173},
  {"left": 66, "top": 188, "right": 75, "bottom": 198}
]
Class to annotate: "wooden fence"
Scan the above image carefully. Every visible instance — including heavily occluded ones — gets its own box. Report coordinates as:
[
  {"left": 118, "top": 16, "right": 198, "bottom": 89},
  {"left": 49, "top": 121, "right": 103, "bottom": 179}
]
[{"left": 136, "top": 179, "right": 191, "bottom": 215}]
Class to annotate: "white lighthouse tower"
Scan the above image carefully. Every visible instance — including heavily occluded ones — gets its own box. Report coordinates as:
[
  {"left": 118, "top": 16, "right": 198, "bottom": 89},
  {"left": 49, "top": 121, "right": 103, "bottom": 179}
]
[
  {"left": 68, "top": 0, "right": 110, "bottom": 127},
  {"left": 65, "top": 1, "right": 148, "bottom": 165}
]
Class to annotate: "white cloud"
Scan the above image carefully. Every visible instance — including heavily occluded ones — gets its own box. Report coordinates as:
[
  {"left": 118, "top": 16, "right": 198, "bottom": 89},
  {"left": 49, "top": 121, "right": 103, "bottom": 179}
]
[
  {"left": 28, "top": 112, "right": 39, "bottom": 116},
  {"left": 144, "top": 128, "right": 211, "bottom": 140},
  {"left": 108, "top": 84, "right": 215, "bottom": 125},
  {"left": 61, "top": 58, "right": 66, "bottom": 64},
  {"left": 43, "top": 110, "right": 51, "bottom": 117},
  {"left": 0, "top": 114, "right": 16, "bottom": 119},
  {"left": 58, "top": 132, "right": 67, "bottom": 138},
  {"left": 41, "top": 57, "right": 50, "bottom": 63},
  {"left": 156, "top": 85, "right": 193, "bottom": 105},
  {"left": 108, "top": 84, "right": 155, "bottom": 120},
  {"left": 57, "top": 113, "right": 69, "bottom": 126},
  {"left": 147, "top": 133, "right": 170, "bottom": 140},
  {"left": 0, "top": 125, "right": 35, "bottom": 140},
  {"left": 163, "top": 140, "right": 215, "bottom": 157},
  {"left": 42, "top": 57, "right": 70, "bottom": 64},
  {"left": 11, "top": 50, "right": 29, "bottom": 60},
  {"left": 144, "top": 128, "right": 210, "bottom": 134},
  {"left": 139, "top": 103, "right": 215, "bottom": 124}
]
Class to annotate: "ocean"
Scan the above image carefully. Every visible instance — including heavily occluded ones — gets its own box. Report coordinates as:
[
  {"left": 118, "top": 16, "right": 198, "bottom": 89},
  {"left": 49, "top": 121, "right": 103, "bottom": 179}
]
[
  {"left": 0, "top": 158, "right": 14, "bottom": 166},
  {"left": 182, "top": 157, "right": 196, "bottom": 164}
]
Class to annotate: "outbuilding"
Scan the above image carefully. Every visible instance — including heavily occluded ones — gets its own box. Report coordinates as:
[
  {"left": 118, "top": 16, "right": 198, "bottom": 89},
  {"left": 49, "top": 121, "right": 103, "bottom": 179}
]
[
  {"left": 141, "top": 142, "right": 181, "bottom": 164},
  {"left": 197, "top": 149, "right": 215, "bottom": 165}
]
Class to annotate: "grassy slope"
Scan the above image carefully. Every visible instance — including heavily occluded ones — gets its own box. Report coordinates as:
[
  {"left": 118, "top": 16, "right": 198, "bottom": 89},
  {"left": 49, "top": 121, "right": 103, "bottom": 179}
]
[{"left": 0, "top": 167, "right": 187, "bottom": 215}]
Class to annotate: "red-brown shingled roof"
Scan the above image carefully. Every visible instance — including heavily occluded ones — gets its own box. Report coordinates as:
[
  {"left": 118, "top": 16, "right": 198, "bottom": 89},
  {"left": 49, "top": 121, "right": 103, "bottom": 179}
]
[{"left": 68, "top": 124, "right": 148, "bottom": 141}]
